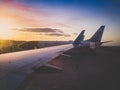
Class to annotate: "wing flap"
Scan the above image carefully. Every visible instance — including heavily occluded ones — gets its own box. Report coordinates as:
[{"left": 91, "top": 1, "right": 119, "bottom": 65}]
[{"left": 33, "top": 64, "right": 62, "bottom": 73}]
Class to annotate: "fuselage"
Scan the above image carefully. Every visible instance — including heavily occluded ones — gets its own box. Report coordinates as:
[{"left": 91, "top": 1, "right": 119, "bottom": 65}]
[{"left": 73, "top": 40, "right": 102, "bottom": 48}]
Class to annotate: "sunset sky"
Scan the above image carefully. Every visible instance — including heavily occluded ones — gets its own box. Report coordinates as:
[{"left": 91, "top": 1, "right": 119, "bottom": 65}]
[{"left": 0, "top": 0, "right": 120, "bottom": 45}]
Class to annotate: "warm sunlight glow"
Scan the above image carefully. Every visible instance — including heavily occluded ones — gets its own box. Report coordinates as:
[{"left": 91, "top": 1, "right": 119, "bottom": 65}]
[{"left": 0, "top": 18, "right": 15, "bottom": 39}]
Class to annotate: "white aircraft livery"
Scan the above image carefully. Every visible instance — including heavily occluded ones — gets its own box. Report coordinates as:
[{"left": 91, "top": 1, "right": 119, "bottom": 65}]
[{"left": 0, "top": 25, "right": 111, "bottom": 90}]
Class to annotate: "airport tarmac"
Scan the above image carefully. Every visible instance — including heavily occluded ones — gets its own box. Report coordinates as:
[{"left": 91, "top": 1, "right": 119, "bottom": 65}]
[{"left": 18, "top": 46, "right": 120, "bottom": 90}]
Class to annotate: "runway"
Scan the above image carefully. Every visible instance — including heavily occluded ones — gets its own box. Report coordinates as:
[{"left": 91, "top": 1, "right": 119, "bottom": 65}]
[{"left": 18, "top": 46, "right": 120, "bottom": 90}]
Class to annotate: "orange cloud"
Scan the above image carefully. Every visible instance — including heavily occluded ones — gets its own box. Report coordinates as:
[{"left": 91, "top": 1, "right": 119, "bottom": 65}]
[{"left": 0, "top": 1, "right": 75, "bottom": 41}]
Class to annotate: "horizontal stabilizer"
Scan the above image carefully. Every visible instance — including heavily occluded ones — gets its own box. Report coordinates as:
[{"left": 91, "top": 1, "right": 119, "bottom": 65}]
[{"left": 101, "top": 40, "right": 113, "bottom": 44}]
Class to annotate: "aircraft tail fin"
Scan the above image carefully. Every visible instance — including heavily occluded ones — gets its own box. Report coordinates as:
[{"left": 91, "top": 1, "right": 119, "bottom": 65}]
[
  {"left": 89, "top": 25, "right": 105, "bottom": 42},
  {"left": 73, "top": 30, "right": 85, "bottom": 45}
]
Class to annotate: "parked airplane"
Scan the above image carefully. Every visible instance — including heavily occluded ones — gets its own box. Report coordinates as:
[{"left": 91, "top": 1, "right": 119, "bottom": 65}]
[
  {"left": 73, "top": 25, "right": 112, "bottom": 48},
  {"left": 0, "top": 25, "right": 110, "bottom": 90}
]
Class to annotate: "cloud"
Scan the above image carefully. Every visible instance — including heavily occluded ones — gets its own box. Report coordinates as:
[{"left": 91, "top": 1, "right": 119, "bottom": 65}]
[
  {"left": 13, "top": 27, "right": 71, "bottom": 37},
  {"left": 47, "top": 33, "right": 71, "bottom": 37},
  {"left": 13, "top": 28, "right": 64, "bottom": 33},
  {"left": 73, "top": 33, "right": 78, "bottom": 35}
]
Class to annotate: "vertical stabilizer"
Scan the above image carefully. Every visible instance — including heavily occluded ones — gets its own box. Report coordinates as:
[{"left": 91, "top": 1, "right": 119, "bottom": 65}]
[
  {"left": 89, "top": 25, "right": 105, "bottom": 42},
  {"left": 73, "top": 30, "right": 85, "bottom": 45}
]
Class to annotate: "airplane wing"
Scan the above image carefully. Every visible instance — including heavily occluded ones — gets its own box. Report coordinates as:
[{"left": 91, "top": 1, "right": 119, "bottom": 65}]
[{"left": 0, "top": 44, "right": 73, "bottom": 90}]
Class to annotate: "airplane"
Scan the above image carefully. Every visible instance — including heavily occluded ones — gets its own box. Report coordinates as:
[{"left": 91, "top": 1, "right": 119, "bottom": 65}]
[
  {"left": 73, "top": 25, "right": 112, "bottom": 48},
  {"left": 0, "top": 25, "right": 110, "bottom": 90}
]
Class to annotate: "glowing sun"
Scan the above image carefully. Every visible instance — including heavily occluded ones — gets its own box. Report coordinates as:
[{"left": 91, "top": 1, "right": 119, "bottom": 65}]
[{"left": 0, "top": 18, "right": 15, "bottom": 39}]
